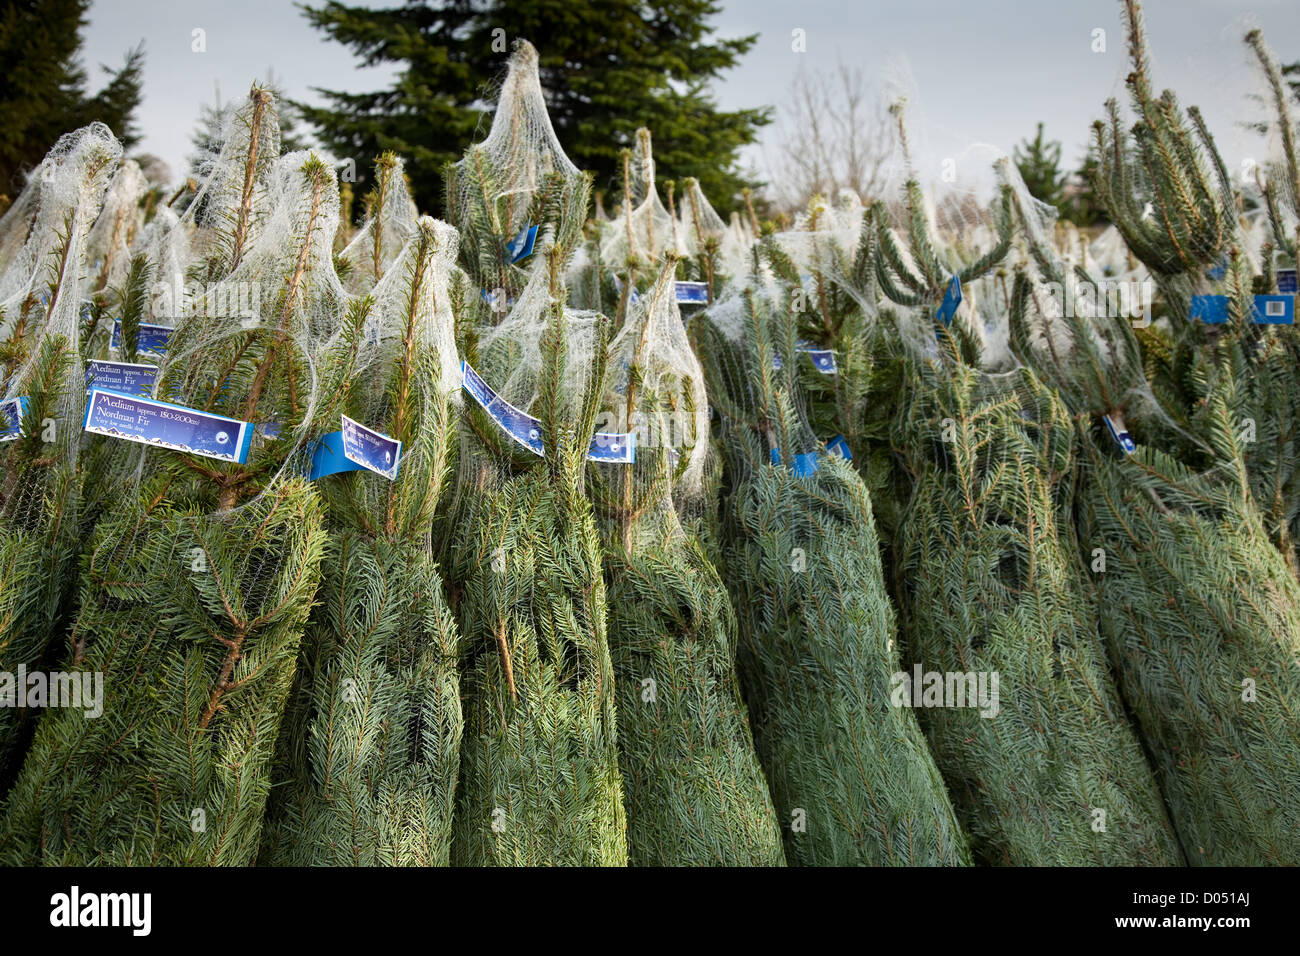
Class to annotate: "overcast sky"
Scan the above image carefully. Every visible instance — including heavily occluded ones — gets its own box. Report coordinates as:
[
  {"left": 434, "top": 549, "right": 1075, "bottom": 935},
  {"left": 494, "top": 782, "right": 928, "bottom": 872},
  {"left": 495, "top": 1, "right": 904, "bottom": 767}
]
[{"left": 81, "top": 0, "right": 1300, "bottom": 193}]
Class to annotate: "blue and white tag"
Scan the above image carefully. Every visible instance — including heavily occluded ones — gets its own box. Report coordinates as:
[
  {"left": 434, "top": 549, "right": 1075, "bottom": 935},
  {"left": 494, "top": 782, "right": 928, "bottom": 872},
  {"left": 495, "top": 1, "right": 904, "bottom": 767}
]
[
  {"left": 110, "top": 321, "right": 173, "bottom": 357},
  {"left": 675, "top": 281, "right": 709, "bottom": 305},
  {"left": 801, "top": 345, "right": 837, "bottom": 374},
  {"left": 1277, "top": 268, "right": 1297, "bottom": 294},
  {"left": 1190, "top": 294, "right": 1230, "bottom": 324},
  {"left": 308, "top": 429, "right": 367, "bottom": 481},
  {"left": 0, "top": 396, "right": 29, "bottom": 441},
  {"left": 770, "top": 446, "right": 820, "bottom": 477},
  {"left": 85, "top": 360, "right": 157, "bottom": 399},
  {"left": 341, "top": 414, "right": 402, "bottom": 481},
  {"left": 935, "top": 276, "right": 962, "bottom": 326},
  {"left": 826, "top": 434, "right": 852, "bottom": 461},
  {"left": 506, "top": 223, "right": 538, "bottom": 263},
  {"left": 1103, "top": 413, "right": 1136, "bottom": 456},
  {"left": 461, "top": 361, "right": 634, "bottom": 464},
  {"left": 83, "top": 388, "right": 253, "bottom": 463},
  {"left": 1252, "top": 294, "right": 1294, "bottom": 325}
]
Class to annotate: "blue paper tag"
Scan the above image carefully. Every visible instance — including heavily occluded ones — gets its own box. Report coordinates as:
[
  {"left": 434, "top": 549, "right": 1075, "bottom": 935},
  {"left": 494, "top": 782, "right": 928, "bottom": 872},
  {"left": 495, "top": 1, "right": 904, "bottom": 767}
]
[
  {"left": 800, "top": 344, "right": 837, "bottom": 374},
  {"left": 307, "top": 429, "right": 366, "bottom": 481},
  {"left": 675, "top": 281, "right": 709, "bottom": 305},
  {"left": 85, "top": 360, "right": 157, "bottom": 398},
  {"left": 1277, "top": 269, "right": 1297, "bottom": 294},
  {"left": 0, "top": 396, "right": 29, "bottom": 441},
  {"left": 1207, "top": 254, "right": 1228, "bottom": 281},
  {"left": 1252, "top": 294, "right": 1294, "bottom": 325},
  {"left": 83, "top": 388, "right": 253, "bottom": 463},
  {"left": 480, "top": 289, "right": 515, "bottom": 311},
  {"left": 935, "top": 276, "right": 962, "bottom": 326},
  {"left": 461, "top": 361, "right": 634, "bottom": 464},
  {"left": 1190, "top": 294, "right": 1230, "bottom": 324},
  {"left": 506, "top": 223, "right": 538, "bottom": 263},
  {"left": 341, "top": 414, "right": 402, "bottom": 480},
  {"left": 826, "top": 434, "right": 852, "bottom": 461},
  {"left": 1103, "top": 414, "right": 1136, "bottom": 456},
  {"left": 770, "top": 446, "right": 820, "bottom": 477},
  {"left": 110, "top": 320, "right": 173, "bottom": 357},
  {"left": 611, "top": 274, "right": 640, "bottom": 304},
  {"left": 260, "top": 421, "right": 282, "bottom": 440}
]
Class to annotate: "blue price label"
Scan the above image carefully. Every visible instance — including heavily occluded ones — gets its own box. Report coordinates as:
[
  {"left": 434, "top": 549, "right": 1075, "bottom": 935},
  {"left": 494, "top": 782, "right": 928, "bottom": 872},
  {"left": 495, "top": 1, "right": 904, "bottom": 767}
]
[{"left": 82, "top": 388, "right": 253, "bottom": 463}]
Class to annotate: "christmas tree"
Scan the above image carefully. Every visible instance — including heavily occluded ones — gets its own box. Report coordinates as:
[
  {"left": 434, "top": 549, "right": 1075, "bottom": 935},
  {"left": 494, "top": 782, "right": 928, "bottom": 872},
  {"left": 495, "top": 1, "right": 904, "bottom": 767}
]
[
  {"left": 0, "top": 90, "right": 344, "bottom": 864},
  {"left": 0, "top": 124, "right": 120, "bottom": 785},
  {"left": 590, "top": 257, "right": 785, "bottom": 865},
  {"left": 260, "top": 215, "right": 463, "bottom": 866},
  {"left": 443, "top": 42, "right": 627, "bottom": 866},
  {"left": 700, "top": 281, "right": 970, "bottom": 866}
]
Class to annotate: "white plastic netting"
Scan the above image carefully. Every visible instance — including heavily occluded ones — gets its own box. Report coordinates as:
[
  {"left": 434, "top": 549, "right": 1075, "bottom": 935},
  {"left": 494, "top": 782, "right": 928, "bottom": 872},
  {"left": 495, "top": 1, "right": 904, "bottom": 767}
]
[
  {"left": 338, "top": 154, "right": 420, "bottom": 295},
  {"left": 86, "top": 159, "right": 149, "bottom": 294}
]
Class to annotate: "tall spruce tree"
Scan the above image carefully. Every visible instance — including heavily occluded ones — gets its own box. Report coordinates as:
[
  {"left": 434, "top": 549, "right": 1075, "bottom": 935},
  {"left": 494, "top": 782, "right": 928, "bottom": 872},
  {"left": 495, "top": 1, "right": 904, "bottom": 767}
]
[
  {"left": 297, "top": 0, "right": 767, "bottom": 214},
  {"left": 0, "top": 91, "right": 350, "bottom": 864},
  {"left": 0, "top": 124, "right": 121, "bottom": 788},
  {"left": 589, "top": 258, "right": 785, "bottom": 866},
  {"left": 443, "top": 41, "right": 627, "bottom": 866},
  {"left": 0, "top": 0, "right": 144, "bottom": 199},
  {"left": 260, "top": 214, "right": 464, "bottom": 866},
  {"left": 699, "top": 284, "right": 971, "bottom": 866}
]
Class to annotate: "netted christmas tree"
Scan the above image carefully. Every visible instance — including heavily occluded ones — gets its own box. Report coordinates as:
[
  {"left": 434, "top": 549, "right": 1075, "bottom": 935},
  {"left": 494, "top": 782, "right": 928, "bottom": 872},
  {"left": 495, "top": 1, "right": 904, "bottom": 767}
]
[
  {"left": 1010, "top": 192, "right": 1300, "bottom": 864},
  {"left": 0, "top": 124, "right": 121, "bottom": 785},
  {"left": 1093, "top": 0, "right": 1300, "bottom": 578},
  {"left": 887, "top": 286, "right": 1182, "bottom": 866},
  {"left": 336, "top": 153, "right": 419, "bottom": 295},
  {"left": 588, "top": 256, "right": 785, "bottom": 865},
  {"left": 0, "top": 89, "right": 349, "bottom": 864},
  {"left": 699, "top": 280, "right": 970, "bottom": 866},
  {"left": 442, "top": 41, "right": 627, "bottom": 866},
  {"left": 259, "top": 216, "right": 464, "bottom": 866}
]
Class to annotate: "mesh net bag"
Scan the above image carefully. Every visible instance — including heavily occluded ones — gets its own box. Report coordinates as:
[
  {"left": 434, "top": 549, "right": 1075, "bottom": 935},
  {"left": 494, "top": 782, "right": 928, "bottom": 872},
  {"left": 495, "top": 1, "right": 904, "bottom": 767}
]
[
  {"left": 337, "top": 153, "right": 420, "bottom": 295},
  {"left": 1010, "top": 205, "right": 1300, "bottom": 864},
  {"left": 443, "top": 45, "right": 626, "bottom": 865},
  {"left": 697, "top": 278, "right": 970, "bottom": 866},
  {"left": 445, "top": 40, "right": 587, "bottom": 308},
  {"left": 598, "top": 129, "right": 685, "bottom": 281},
  {"left": 86, "top": 159, "right": 149, "bottom": 297},
  {"left": 888, "top": 292, "right": 1181, "bottom": 865},
  {"left": 0, "top": 124, "right": 122, "bottom": 783},
  {"left": 260, "top": 216, "right": 463, "bottom": 865},
  {"left": 587, "top": 257, "right": 785, "bottom": 865},
  {"left": 0, "top": 99, "right": 346, "bottom": 863}
]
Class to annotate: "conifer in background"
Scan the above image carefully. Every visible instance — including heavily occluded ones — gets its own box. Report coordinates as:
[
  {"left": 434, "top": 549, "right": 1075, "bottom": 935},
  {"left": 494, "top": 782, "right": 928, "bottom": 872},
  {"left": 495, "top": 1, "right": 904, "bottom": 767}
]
[
  {"left": 699, "top": 283, "right": 970, "bottom": 866},
  {"left": 591, "top": 258, "right": 785, "bottom": 866},
  {"left": 297, "top": 0, "right": 767, "bottom": 212},
  {"left": 0, "top": 91, "right": 344, "bottom": 864},
  {"left": 0, "top": 0, "right": 143, "bottom": 199},
  {"left": 260, "top": 216, "right": 463, "bottom": 866}
]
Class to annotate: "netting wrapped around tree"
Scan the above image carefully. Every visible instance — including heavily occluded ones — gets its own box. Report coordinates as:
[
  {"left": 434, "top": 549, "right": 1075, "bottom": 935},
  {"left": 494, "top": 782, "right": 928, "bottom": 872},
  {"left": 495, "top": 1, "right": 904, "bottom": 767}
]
[
  {"left": 337, "top": 153, "right": 419, "bottom": 295},
  {"left": 588, "top": 256, "right": 785, "bottom": 866},
  {"left": 443, "top": 45, "right": 626, "bottom": 865},
  {"left": 0, "top": 118, "right": 347, "bottom": 863},
  {"left": 699, "top": 280, "right": 970, "bottom": 866},
  {"left": 599, "top": 129, "right": 685, "bottom": 282},
  {"left": 260, "top": 217, "right": 463, "bottom": 866},
  {"left": 1009, "top": 230, "right": 1300, "bottom": 864},
  {"left": 86, "top": 159, "right": 149, "bottom": 297},
  {"left": 890, "top": 304, "right": 1182, "bottom": 865},
  {"left": 0, "top": 124, "right": 121, "bottom": 785},
  {"left": 445, "top": 40, "right": 587, "bottom": 307}
]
